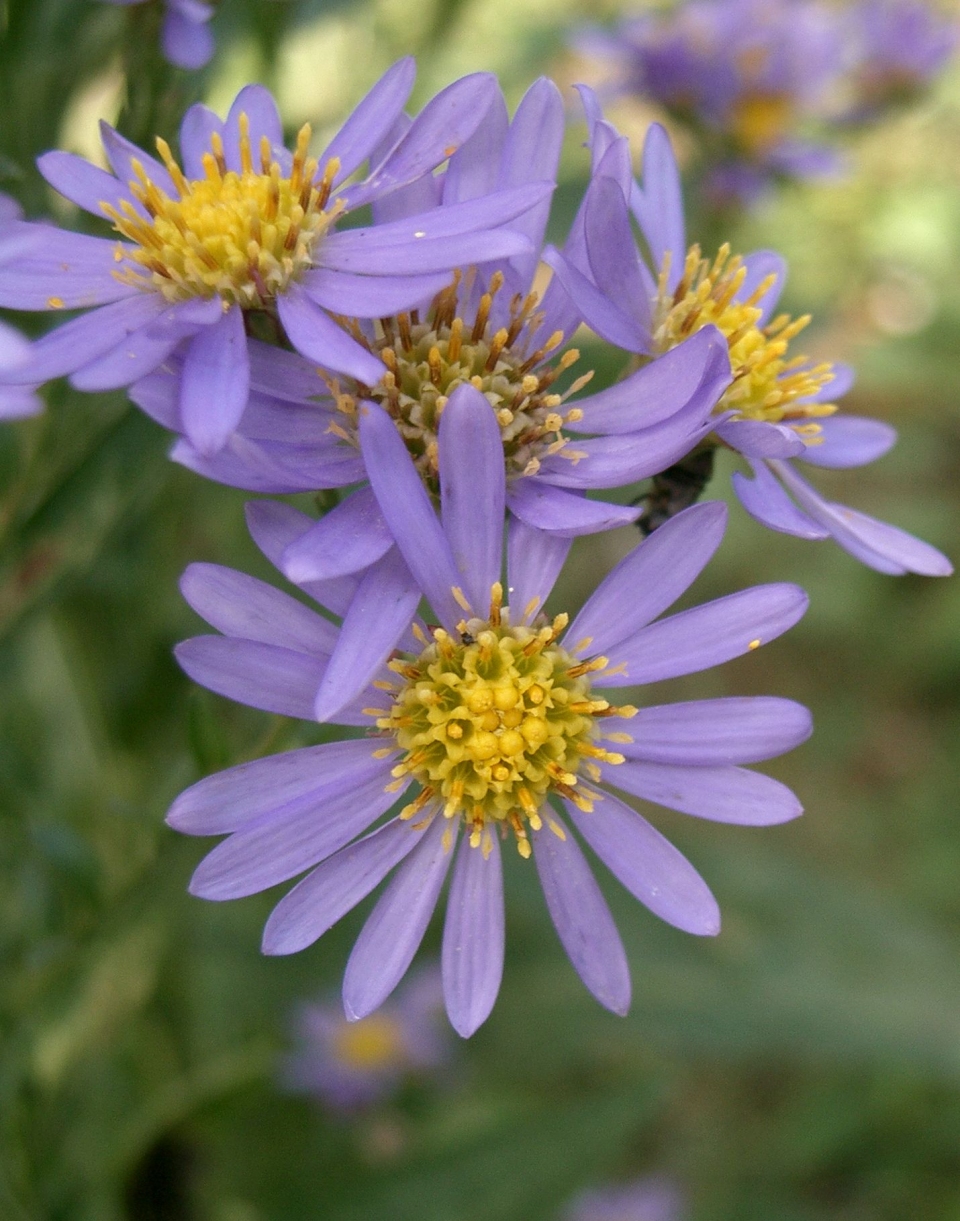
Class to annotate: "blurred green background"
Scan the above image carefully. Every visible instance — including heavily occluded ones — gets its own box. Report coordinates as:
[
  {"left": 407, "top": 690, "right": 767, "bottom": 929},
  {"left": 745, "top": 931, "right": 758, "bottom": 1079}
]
[{"left": 1, "top": 1, "right": 959, "bottom": 1218}]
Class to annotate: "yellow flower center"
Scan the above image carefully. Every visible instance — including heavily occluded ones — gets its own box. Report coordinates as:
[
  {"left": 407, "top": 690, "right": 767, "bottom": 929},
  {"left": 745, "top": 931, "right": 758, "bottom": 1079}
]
[
  {"left": 373, "top": 586, "right": 635, "bottom": 857},
  {"left": 324, "top": 274, "right": 594, "bottom": 495},
  {"left": 104, "top": 116, "right": 341, "bottom": 307},
  {"left": 332, "top": 1014, "right": 405, "bottom": 1071},
  {"left": 652, "top": 243, "right": 838, "bottom": 430},
  {"left": 728, "top": 91, "right": 794, "bottom": 156}
]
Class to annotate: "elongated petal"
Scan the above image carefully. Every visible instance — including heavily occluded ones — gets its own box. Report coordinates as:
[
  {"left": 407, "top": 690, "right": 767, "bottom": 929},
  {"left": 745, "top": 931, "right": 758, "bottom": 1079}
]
[
  {"left": 343, "top": 815, "right": 455, "bottom": 1020},
  {"left": 737, "top": 251, "right": 786, "bottom": 325},
  {"left": 246, "top": 499, "right": 361, "bottom": 617},
  {"left": 542, "top": 245, "right": 649, "bottom": 353},
  {"left": 442, "top": 835, "right": 504, "bottom": 1037},
  {"left": 505, "top": 517, "right": 571, "bottom": 623},
  {"left": 602, "top": 759, "right": 803, "bottom": 825},
  {"left": 359, "top": 402, "right": 463, "bottom": 629},
  {"left": 604, "top": 583, "right": 807, "bottom": 685},
  {"left": 180, "top": 563, "right": 337, "bottom": 655},
  {"left": 301, "top": 267, "right": 451, "bottom": 317},
  {"left": 179, "top": 103, "right": 223, "bottom": 179},
  {"left": 442, "top": 91, "right": 507, "bottom": 205},
  {"left": 278, "top": 283, "right": 385, "bottom": 384},
  {"left": 573, "top": 327, "right": 730, "bottom": 435},
  {"left": 174, "top": 635, "right": 325, "bottom": 718},
  {"left": 732, "top": 460, "right": 829, "bottom": 539},
  {"left": 314, "top": 548, "right": 420, "bottom": 721},
  {"left": 609, "top": 697, "right": 814, "bottom": 765},
  {"left": 189, "top": 770, "right": 398, "bottom": 899},
  {"left": 262, "top": 816, "right": 420, "bottom": 955},
  {"left": 715, "top": 417, "right": 806, "bottom": 459},
  {"left": 179, "top": 305, "right": 249, "bottom": 455},
  {"left": 69, "top": 323, "right": 185, "bottom": 392},
  {"left": 532, "top": 819, "right": 631, "bottom": 1015},
  {"left": 37, "top": 150, "right": 133, "bottom": 217},
  {"left": 162, "top": 7, "right": 214, "bottom": 69},
  {"left": 168, "top": 738, "right": 388, "bottom": 835},
  {"left": 282, "top": 487, "right": 394, "bottom": 582},
  {"left": 507, "top": 480, "right": 640, "bottom": 536},
  {"left": 223, "top": 86, "right": 283, "bottom": 173},
  {"left": 172, "top": 434, "right": 365, "bottom": 494},
  {"left": 633, "top": 123, "right": 684, "bottom": 289},
  {"left": 585, "top": 176, "right": 651, "bottom": 334},
  {"left": 320, "top": 226, "right": 533, "bottom": 277},
  {"left": 567, "top": 502, "right": 728, "bottom": 656},
  {"left": 322, "top": 58, "right": 416, "bottom": 184},
  {"left": 799, "top": 415, "right": 896, "bottom": 469},
  {"left": 566, "top": 792, "right": 720, "bottom": 935},
  {"left": 99, "top": 121, "right": 177, "bottom": 197},
  {"left": 439, "top": 383, "right": 505, "bottom": 612}
]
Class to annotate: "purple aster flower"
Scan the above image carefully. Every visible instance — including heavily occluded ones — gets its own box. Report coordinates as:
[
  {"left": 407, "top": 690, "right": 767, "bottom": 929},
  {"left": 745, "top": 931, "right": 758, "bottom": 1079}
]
[
  {"left": 0, "top": 193, "right": 42, "bottom": 420},
  {"left": 100, "top": 0, "right": 216, "bottom": 70},
  {"left": 575, "top": 0, "right": 846, "bottom": 200},
  {"left": 281, "top": 966, "right": 450, "bottom": 1111},
  {"left": 0, "top": 61, "right": 546, "bottom": 455},
  {"left": 845, "top": 0, "right": 958, "bottom": 118},
  {"left": 168, "top": 387, "right": 812, "bottom": 1036},
  {"left": 546, "top": 104, "right": 952, "bottom": 576},
  {"left": 562, "top": 1177, "right": 685, "bottom": 1221},
  {"left": 130, "top": 78, "right": 731, "bottom": 597}
]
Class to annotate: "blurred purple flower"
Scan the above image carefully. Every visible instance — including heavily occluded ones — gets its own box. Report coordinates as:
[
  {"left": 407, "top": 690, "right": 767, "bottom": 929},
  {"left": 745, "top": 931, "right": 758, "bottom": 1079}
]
[
  {"left": 0, "top": 193, "right": 42, "bottom": 420},
  {"left": 575, "top": 0, "right": 847, "bottom": 199},
  {"left": 546, "top": 102, "right": 952, "bottom": 576},
  {"left": 100, "top": 0, "right": 216, "bottom": 70},
  {"left": 846, "top": 0, "right": 958, "bottom": 117},
  {"left": 168, "top": 386, "right": 811, "bottom": 1036},
  {"left": 563, "top": 1177, "right": 685, "bottom": 1221},
  {"left": 282, "top": 967, "right": 450, "bottom": 1111},
  {"left": 0, "top": 62, "right": 542, "bottom": 455},
  {"left": 130, "top": 78, "right": 729, "bottom": 593}
]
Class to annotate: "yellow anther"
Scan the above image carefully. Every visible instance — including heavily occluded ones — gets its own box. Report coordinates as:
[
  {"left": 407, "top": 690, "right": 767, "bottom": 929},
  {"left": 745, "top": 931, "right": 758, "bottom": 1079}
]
[{"left": 748, "top": 638, "right": 762, "bottom": 650}]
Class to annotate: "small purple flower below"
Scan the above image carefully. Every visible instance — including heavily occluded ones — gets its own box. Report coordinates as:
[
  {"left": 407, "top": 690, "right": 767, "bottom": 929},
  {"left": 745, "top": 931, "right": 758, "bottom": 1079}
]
[
  {"left": 0, "top": 193, "right": 41, "bottom": 419},
  {"left": 281, "top": 967, "right": 450, "bottom": 1112},
  {"left": 562, "top": 1177, "right": 685, "bottom": 1221},
  {"left": 168, "top": 387, "right": 812, "bottom": 1036},
  {"left": 100, "top": 0, "right": 217, "bottom": 71}
]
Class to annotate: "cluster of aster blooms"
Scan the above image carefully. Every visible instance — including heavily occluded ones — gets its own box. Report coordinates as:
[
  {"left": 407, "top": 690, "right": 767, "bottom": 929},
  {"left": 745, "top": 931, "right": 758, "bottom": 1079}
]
[
  {"left": 0, "top": 59, "right": 951, "bottom": 1037},
  {"left": 575, "top": 0, "right": 958, "bottom": 205}
]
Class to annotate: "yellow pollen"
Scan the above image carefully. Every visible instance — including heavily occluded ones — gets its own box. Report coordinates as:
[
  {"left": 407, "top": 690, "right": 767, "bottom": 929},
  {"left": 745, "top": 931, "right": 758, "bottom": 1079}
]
[
  {"left": 748, "top": 638, "right": 762, "bottom": 650},
  {"left": 652, "top": 243, "right": 838, "bottom": 427},
  {"left": 103, "top": 114, "right": 341, "bottom": 307},
  {"left": 379, "top": 590, "right": 634, "bottom": 856}
]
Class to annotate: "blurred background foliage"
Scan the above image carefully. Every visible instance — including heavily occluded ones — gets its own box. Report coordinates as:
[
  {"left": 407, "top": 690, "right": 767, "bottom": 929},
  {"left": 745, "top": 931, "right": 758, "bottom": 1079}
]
[{"left": 0, "top": 0, "right": 959, "bottom": 1218}]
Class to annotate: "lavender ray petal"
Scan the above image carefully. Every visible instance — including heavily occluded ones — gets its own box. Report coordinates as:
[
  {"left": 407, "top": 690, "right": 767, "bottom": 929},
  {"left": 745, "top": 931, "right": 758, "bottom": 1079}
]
[
  {"left": 174, "top": 635, "right": 326, "bottom": 718},
  {"left": 262, "top": 815, "right": 420, "bottom": 955},
  {"left": 507, "top": 480, "right": 639, "bottom": 537},
  {"left": 277, "top": 283, "right": 385, "bottom": 384},
  {"left": 179, "top": 562, "right": 337, "bottom": 655},
  {"left": 167, "top": 738, "right": 390, "bottom": 835},
  {"left": 567, "top": 501, "right": 728, "bottom": 655},
  {"left": 179, "top": 103, "right": 223, "bottom": 178},
  {"left": 359, "top": 402, "right": 463, "bottom": 630},
  {"left": 99, "top": 121, "right": 178, "bottom": 198},
  {"left": 439, "top": 383, "right": 505, "bottom": 613},
  {"left": 441, "top": 89, "right": 508, "bottom": 205},
  {"left": 246, "top": 338, "right": 329, "bottom": 401},
  {"left": 602, "top": 759, "right": 803, "bottom": 826},
  {"left": 345, "top": 73, "right": 497, "bottom": 209},
  {"left": 9, "top": 294, "right": 169, "bottom": 384},
  {"left": 566, "top": 792, "right": 720, "bottom": 936},
  {"left": 542, "top": 246, "right": 649, "bottom": 355},
  {"left": 0, "top": 387, "right": 42, "bottom": 419},
  {"left": 177, "top": 306, "right": 249, "bottom": 455},
  {"left": 282, "top": 487, "right": 394, "bottom": 582},
  {"left": 36, "top": 151, "right": 133, "bottom": 217},
  {"left": 300, "top": 268, "right": 451, "bottom": 317},
  {"left": 800, "top": 415, "right": 896, "bottom": 468},
  {"left": 505, "top": 516, "right": 571, "bottom": 623},
  {"left": 246, "top": 500, "right": 361, "bottom": 616},
  {"left": 442, "top": 834, "right": 504, "bottom": 1037},
  {"left": 731, "top": 459, "right": 829, "bottom": 539},
  {"left": 573, "top": 327, "right": 730, "bottom": 434},
  {"left": 171, "top": 434, "right": 365, "bottom": 494},
  {"left": 343, "top": 815, "right": 455, "bottom": 1020},
  {"left": 69, "top": 324, "right": 187, "bottom": 391},
  {"left": 322, "top": 58, "right": 416, "bottom": 184},
  {"left": 223, "top": 85, "right": 283, "bottom": 173},
  {"left": 715, "top": 417, "right": 806, "bottom": 459},
  {"left": 320, "top": 225, "right": 535, "bottom": 277},
  {"left": 188, "top": 770, "right": 398, "bottom": 900},
  {"left": 803, "top": 361, "right": 855, "bottom": 403},
  {"left": 632, "top": 123, "right": 684, "bottom": 291},
  {"left": 532, "top": 819, "right": 631, "bottom": 1016},
  {"left": 585, "top": 176, "right": 652, "bottom": 334},
  {"left": 737, "top": 251, "right": 786, "bottom": 325},
  {"left": 313, "top": 548, "right": 420, "bottom": 722},
  {"left": 610, "top": 696, "right": 814, "bottom": 765},
  {"left": 602, "top": 583, "right": 809, "bottom": 685},
  {"left": 161, "top": 7, "right": 214, "bottom": 70}
]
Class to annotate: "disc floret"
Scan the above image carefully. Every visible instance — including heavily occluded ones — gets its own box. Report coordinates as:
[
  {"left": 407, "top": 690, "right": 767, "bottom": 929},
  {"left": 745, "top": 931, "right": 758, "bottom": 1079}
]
[
  {"left": 327, "top": 274, "right": 593, "bottom": 493},
  {"left": 374, "top": 586, "right": 634, "bottom": 857},
  {"left": 652, "top": 243, "right": 837, "bottom": 428},
  {"left": 105, "top": 115, "right": 341, "bottom": 307}
]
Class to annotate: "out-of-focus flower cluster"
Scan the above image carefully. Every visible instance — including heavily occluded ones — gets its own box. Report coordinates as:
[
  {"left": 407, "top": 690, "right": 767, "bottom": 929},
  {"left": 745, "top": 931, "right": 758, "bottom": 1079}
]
[{"left": 575, "top": 0, "right": 957, "bottom": 205}]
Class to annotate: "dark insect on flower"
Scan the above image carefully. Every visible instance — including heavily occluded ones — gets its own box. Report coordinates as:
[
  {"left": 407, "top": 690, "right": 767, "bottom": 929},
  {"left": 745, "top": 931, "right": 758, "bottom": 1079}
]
[{"left": 636, "top": 446, "right": 716, "bottom": 535}]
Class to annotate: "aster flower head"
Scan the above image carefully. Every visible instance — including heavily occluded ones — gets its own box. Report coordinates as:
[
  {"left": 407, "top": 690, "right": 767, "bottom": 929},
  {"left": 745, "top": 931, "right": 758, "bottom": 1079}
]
[
  {"left": 546, "top": 102, "right": 952, "bottom": 576},
  {"left": 0, "top": 62, "right": 546, "bottom": 455},
  {"left": 131, "top": 78, "right": 732, "bottom": 592},
  {"left": 169, "top": 388, "right": 812, "bottom": 1036},
  {"left": 575, "top": 0, "right": 846, "bottom": 201},
  {"left": 563, "top": 1177, "right": 685, "bottom": 1221},
  {"left": 846, "top": 0, "right": 958, "bottom": 117},
  {"left": 100, "top": 0, "right": 216, "bottom": 70},
  {"left": 281, "top": 967, "right": 449, "bottom": 1111}
]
